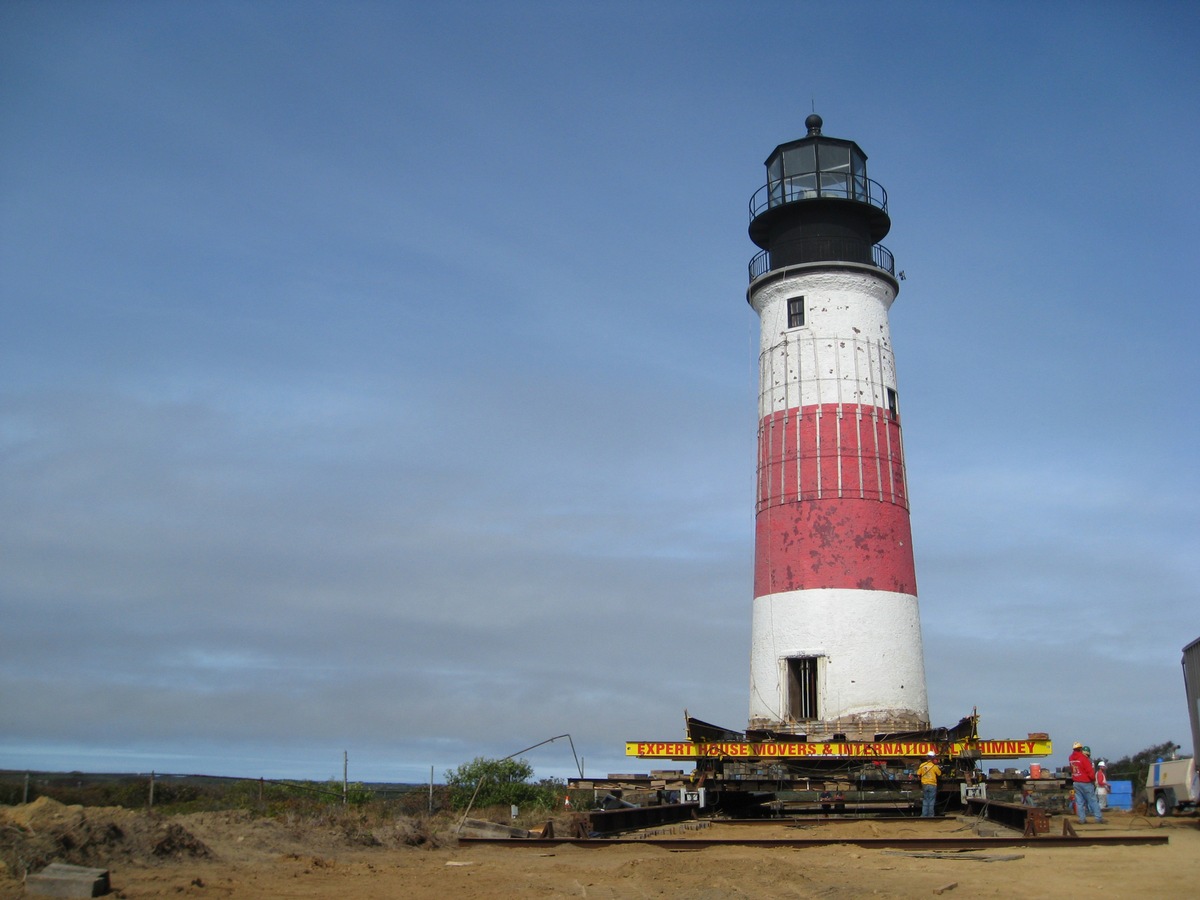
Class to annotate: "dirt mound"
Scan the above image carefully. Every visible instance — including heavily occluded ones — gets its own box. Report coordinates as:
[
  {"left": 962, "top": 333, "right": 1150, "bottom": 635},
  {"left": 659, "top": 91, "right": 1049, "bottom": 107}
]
[
  {"left": 0, "top": 797, "right": 212, "bottom": 879},
  {"left": 1, "top": 799, "right": 448, "bottom": 885}
]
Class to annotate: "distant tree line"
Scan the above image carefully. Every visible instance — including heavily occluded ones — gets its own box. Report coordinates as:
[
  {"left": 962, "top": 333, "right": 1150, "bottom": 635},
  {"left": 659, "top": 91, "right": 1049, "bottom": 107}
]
[{"left": 0, "top": 771, "right": 440, "bottom": 815}]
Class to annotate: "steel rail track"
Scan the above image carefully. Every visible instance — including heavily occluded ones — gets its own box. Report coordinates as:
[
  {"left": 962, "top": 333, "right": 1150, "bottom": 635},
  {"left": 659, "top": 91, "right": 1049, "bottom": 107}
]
[
  {"left": 717, "top": 816, "right": 945, "bottom": 824},
  {"left": 458, "top": 834, "right": 1167, "bottom": 850}
]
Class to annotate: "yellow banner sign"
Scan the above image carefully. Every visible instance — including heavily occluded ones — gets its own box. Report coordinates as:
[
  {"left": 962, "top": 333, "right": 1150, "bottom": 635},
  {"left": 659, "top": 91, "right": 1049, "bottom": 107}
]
[{"left": 625, "top": 739, "right": 1052, "bottom": 760}]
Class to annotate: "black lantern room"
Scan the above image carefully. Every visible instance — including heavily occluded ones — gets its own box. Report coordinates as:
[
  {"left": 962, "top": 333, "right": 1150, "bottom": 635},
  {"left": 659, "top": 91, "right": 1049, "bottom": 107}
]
[{"left": 748, "top": 114, "right": 894, "bottom": 281}]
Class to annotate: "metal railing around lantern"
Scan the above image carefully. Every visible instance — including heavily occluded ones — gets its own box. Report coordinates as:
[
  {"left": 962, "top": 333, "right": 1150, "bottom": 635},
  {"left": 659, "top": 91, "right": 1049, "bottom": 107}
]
[
  {"left": 749, "top": 239, "right": 895, "bottom": 282},
  {"left": 749, "top": 174, "right": 889, "bottom": 221}
]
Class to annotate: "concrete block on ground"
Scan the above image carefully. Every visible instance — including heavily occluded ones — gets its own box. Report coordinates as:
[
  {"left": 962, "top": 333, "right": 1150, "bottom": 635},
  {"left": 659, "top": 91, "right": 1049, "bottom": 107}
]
[
  {"left": 456, "top": 818, "right": 534, "bottom": 839},
  {"left": 25, "top": 862, "right": 110, "bottom": 897}
]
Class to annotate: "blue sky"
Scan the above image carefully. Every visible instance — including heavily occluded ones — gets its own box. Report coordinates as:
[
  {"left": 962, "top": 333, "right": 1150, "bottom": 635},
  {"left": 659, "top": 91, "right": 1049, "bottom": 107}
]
[{"left": 2, "top": 1, "right": 1197, "bottom": 783}]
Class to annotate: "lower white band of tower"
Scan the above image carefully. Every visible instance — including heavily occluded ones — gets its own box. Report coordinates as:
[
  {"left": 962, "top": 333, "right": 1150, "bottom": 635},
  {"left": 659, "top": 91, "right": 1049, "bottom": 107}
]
[{"left": 749, "top": 588, "right": 930, "bottom": 738}]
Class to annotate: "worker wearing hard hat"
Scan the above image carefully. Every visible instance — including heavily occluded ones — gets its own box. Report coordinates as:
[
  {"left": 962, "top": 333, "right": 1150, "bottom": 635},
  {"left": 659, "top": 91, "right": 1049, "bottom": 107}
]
[
  {"left": 1069, "top": 741, "right": 1106, "bottom": 824},
  {"left": 1095, "top": 760, "right": 1111, "bottom": 809},
  {"left": 916, "top": 751, "right": 942, "bottom": 818}
]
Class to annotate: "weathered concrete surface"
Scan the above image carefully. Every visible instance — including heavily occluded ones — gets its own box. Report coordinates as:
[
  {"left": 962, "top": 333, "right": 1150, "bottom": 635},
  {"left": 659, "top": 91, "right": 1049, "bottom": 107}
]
[{"left": 25, "top": 862, "right": 110, "bottom": 897}]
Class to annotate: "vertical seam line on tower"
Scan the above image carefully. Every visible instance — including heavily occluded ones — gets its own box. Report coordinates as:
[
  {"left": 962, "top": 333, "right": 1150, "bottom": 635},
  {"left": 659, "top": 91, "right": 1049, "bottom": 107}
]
[
  {"left": 812, "top": 336, "right": 823, "bottom": 500},
  {"left": 834, "top": 337, "right": 844, "bottom": 499},
  {"left": 781, "top": 335, "right": 791, "bottom": 506},
  {"left": 853, "top": 336, "right": 865, "bottom": 500},
  {"left": 758, "top": 346, "right": 768, "bottom": 513},
  {"left": 872, "top": 342, "right": 885, "bottom": 502},
  {"left": 793, "top": 334, "right": 802, "bottom": 504},
  {"left": 757, "top": 418, "right": 765, "bottom": 514},
  {"left": 883, "top": 351, "right": 897, "bottom": 505},
  {"left": 775, "top": 343, "right": 785, "bottom": 506},
  {"left": 895, "top": 365, "right": 910, "bottom": 510}
]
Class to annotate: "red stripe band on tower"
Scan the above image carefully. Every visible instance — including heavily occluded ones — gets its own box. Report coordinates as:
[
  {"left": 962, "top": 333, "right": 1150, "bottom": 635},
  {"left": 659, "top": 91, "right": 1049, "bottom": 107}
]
[
  {"left": 757, "top": 403, "right": 907, "bottom": 510},
  {"left": 754, "top": 403, "right": 916, "bottom": 596}
]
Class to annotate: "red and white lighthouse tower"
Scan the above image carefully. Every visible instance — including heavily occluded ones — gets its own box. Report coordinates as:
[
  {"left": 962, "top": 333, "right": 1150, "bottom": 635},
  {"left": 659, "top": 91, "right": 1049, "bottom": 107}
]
[{"left": 746, "top": 115, "right": 930, "bottom": 739}]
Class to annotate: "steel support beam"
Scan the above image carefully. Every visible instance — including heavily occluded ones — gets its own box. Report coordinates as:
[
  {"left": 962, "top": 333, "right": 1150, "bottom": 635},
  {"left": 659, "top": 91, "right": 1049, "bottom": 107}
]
[
  {"left": 584, "top": 803, "right": 699, "bottom": 835},
  {"left": 964, "top": 798, "right": 1050, "bottom": 835}
]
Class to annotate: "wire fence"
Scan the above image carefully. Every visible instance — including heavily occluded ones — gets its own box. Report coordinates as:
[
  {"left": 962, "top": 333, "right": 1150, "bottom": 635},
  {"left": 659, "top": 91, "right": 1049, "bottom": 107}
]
[{"left": 0, "top": 769, "right": 447, "bottom": 815}]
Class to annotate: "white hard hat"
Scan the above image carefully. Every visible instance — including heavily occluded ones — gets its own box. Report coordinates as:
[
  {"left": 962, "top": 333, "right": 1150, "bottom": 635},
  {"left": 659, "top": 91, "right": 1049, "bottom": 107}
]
[{"left": 1098, "top": 760, "right": 1106, "bottom": 767}]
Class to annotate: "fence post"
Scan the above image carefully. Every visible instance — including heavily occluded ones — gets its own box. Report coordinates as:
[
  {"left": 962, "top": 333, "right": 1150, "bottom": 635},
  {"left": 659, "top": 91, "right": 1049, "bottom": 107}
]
[
  {"left": 429, "top": 766, "right": 434, "bottom": 814},
  {"left": 23, "top": 772, "right": 29, "bottom": 804},
  {"left": 148, "top": 771, "right": 155, "bottom": 809},
  {"left": 343, "top": 751, "right": 348, "bottom": 806}
]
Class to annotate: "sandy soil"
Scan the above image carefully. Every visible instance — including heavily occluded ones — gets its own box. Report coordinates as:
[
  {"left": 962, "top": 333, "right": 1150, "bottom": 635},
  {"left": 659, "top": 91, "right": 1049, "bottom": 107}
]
[{"left": 2, "top": 798, "right": 1197, "bottom": 898}]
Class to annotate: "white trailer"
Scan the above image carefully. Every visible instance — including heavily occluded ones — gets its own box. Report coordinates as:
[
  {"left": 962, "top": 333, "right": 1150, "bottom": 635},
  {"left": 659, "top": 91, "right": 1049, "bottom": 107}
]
[
  {"left": 1146, "top": 757, "right": 1198, "bottom": 816},
  {"left": 1183, "top": 636, "right": 1200, "bottom": 766},
  {"left": 1144, "top": 637, "right": 1200, "bottom": 816}
]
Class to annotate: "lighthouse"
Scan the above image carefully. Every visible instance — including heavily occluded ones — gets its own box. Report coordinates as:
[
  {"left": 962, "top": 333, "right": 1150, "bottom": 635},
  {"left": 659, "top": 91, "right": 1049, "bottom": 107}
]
[{"left": 746, "top": 115, "right": 930, "bottom": 740}]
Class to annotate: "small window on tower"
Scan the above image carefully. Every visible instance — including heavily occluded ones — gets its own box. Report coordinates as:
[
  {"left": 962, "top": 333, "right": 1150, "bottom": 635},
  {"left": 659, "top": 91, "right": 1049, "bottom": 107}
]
[
  {"left": 887, "top": 388, "right": 899, "bottom": 420},
  {"left": 787, "top": 297, "right": 805, "bottom": 329}
]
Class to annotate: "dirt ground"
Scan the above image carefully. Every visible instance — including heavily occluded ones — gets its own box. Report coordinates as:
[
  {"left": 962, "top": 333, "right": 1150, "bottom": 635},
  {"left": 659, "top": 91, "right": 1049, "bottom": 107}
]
[{"left": 2, "top": 797, "right": 1197, "bottom": 899}]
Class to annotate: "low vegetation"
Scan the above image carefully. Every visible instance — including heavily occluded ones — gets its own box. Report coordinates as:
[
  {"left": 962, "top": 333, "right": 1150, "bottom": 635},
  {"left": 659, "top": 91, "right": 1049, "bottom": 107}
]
[
  {"left": 1, "top": 757, "right": 592, "bottom": 823},
  {"left": 443, "top": 757, "right": 568, "bottom": 811},
  {"left": 0, "top": 770, "right": 441, "bottom": 817},
  {"left": 0, "top": 759, "right": 598, "bottom": 880}
]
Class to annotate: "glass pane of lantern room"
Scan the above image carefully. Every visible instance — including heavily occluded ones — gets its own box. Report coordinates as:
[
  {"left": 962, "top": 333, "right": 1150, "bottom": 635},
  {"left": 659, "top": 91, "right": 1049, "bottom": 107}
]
[
  {"left": 781, "top": 146, "right": 816, "bottom": 200},
  {"left": 820, "top": 170, "right": 849, "bottom": 198},
  {"left": 790, "top": 172, "right": 817, "bottom": 201},
  {"left": 851, "top": 149, "right": 866, "bottom": 200},
  {"left": 817, "top": 143, "right": 849, "bottom": 198},
  {"left": 783, "top": 143, "right": 815, "bottom": 177},
  {"left": 768, "top": 154, "right": 783, "bottom": 205},
  {"left": 817, "top": 143, "right": 849, "bottom": 173}
]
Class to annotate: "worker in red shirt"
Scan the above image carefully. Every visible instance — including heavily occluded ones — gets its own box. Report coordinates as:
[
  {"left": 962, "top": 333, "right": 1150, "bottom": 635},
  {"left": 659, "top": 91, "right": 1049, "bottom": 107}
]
[{"left": 1069, "top": 741, "right": 1105, "bottom": 824}]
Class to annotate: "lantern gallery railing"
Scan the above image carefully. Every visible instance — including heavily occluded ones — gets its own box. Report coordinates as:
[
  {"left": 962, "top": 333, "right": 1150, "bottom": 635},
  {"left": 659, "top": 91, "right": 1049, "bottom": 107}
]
[
  {"left": 749, "top": 239, "right": 895, "bottom": 281},
  {"left": 749, "top": 174, "right": 888, "bottom": 221}
]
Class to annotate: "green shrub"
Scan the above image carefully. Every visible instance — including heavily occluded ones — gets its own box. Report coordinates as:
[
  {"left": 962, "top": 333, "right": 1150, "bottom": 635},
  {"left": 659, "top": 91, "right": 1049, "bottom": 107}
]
[{"left": 443, "top": 757, "right": 562, "bottom": 810}]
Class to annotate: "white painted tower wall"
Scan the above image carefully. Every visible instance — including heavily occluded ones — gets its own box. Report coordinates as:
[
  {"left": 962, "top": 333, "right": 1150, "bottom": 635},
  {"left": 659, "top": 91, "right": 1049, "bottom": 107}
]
[{"left": 748, "top": 266, "right": 929, "bottom": 737}]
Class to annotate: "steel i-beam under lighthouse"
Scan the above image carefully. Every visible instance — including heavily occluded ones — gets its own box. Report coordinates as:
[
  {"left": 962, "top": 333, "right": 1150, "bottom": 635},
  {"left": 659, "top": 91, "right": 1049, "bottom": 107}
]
[{"left": 746, "top": 115, "right": 930, "bottom": 739}]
